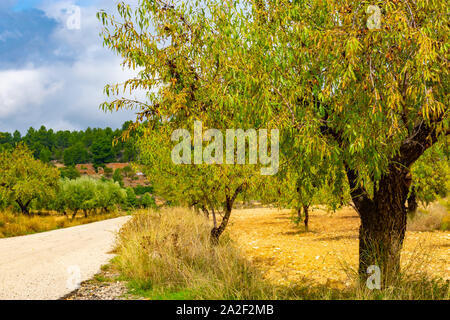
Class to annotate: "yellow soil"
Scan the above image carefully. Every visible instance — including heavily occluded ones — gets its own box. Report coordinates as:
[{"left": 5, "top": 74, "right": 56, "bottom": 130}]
[{"left": 228, "top": 207, "right": 450, "bottom": 288}]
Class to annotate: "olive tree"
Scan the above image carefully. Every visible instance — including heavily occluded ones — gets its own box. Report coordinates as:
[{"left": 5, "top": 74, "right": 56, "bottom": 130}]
[
  {"left": 57, "top": 177, "right": 126, "bottom": 218},
  {"left": 0, "top": 144, "right": 60, "bottom": 214}
]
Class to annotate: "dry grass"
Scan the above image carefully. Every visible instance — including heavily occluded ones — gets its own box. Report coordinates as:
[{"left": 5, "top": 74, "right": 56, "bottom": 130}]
[
  {"left": 228, "top": 207, "right": 449, "bottom": 299},
  {"left": 407, "top": 198, "right": 450, "bottom": 232},
  {"left": 113, "top": 208, "right": 278, "bottom": 300},
  {"left": 113, "top": 207, "right": 449, "bottom": 300},
  {"left": 0, "top": 210, "right": 124, "bottom": 238}
]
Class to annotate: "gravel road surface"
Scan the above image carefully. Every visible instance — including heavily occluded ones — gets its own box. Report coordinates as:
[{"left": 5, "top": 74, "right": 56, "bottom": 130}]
[{"left": 0, "top": 216, "right": 130, "bottom": 300}]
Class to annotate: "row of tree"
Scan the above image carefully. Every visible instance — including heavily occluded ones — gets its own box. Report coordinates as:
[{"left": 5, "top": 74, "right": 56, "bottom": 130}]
[
  {"left": 0, "top": 121, "right": 139, "bottom": 165},
  {"left": 0, "top": 145, "right": 156, "bottom": 215}
]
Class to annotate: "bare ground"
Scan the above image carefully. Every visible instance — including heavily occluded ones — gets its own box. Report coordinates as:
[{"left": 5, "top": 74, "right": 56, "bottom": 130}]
[{"left": 228, "top": 207, "right": 450, "bottom": 289}]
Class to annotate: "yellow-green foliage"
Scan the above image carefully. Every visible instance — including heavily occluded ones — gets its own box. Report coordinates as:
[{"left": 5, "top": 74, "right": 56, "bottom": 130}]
[
  {"left": 114, "top": 208, "right": 276, "bottom": 300},
  {"left": 0, "top": 144, "right": 60, "bottom": 214}
]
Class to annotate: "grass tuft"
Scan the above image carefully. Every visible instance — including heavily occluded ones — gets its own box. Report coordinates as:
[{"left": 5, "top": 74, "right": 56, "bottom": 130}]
[{"left": 113, "top": 208, "right": 277, "bottom": 300}]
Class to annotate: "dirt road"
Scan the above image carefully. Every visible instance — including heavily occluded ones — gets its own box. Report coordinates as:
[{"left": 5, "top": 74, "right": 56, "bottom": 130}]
[
  {"left": 0, "top": 216, "right": 130, "bottom": 300},
  {"left": 228, "top": 208, "right": 449, "bottom": 288}
]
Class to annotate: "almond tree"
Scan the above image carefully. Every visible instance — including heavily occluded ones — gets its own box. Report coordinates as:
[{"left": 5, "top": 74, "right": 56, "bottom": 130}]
[
  {"left": 136, "top": 123, "right": 260, "bottom": 243},
  {"left": 98, "top": 0, "right": 448, "bottom": 284}
]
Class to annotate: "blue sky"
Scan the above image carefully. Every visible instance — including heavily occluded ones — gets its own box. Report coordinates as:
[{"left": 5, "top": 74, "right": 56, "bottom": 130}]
[{"left": 0, "top": 0, "right": 141, "bottom": 134}]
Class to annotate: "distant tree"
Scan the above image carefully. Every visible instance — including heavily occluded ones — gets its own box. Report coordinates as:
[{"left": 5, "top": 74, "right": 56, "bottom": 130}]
[
  {"left": 139, "top": 192, "right": 156, "bottom": 209},
  {"left": 39, "top": 147, "right": 52, "bottom": 163},
  {"left": 59, "top": 166, "right": 81, "bottom": 180},
  {"left": 1, "top": 122, "right": 139, "bottom": 165},
  {"left": 137, "top": 124, "right": 260, "bottom": 244},
  {"left": 0, "top": 133, "right": 13, "bottom": 152},
  {"left": 64, "top": 142, "right": 89, "bottom": 165},
  {"left": 408, "top": 139, "right": 450, "bottom": 214},
  {"left": 12, "top": 130, "right": 21, "bottom": 144},
  {"left": 124, "top": 187, "right": 137, "bottom": 209},
  {"left": 55, "top": 177, "right": 126, "bottom": 217},
  {"left": 113, "top": 168, "right": 123, "bottom": 187},
  {"left": 91, "top": 136, "right": 115, "bottom": 164},
  {"left": 122, "top": 165, "right": 134, "bottom": 178},
  {"left": 94, "top": 179, "right": 126, "bottom": 213},
  {"left": 103, "top": 167, "right": 113, "bottom": 179},
  {"left": 0, "top": 144, "right": 60, "bottom": 214},
  {"left": 134, "top": 185, "right": 154, "bottom": 195}
]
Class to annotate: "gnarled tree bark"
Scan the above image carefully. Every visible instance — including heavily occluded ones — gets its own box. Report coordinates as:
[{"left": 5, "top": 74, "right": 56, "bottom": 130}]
[{"left": 210, "top": 183, "right": 245, "bottom": 244}]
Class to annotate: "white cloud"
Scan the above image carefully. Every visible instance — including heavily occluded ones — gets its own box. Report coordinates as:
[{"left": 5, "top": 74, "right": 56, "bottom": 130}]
[
  {"left": 0, "top": 0, "right": 146, "bottom": 133},
  {"left": 0, "top": 68, "right": 62, "bottom": 118}
]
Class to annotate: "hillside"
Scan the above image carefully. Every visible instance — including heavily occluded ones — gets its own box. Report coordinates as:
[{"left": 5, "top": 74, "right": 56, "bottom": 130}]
[
  {"left": 0, "top": 121, "right": 139, "bottom": 166},
  {"left": 57, "top": 162, "right": 150, "bottom": 188}
]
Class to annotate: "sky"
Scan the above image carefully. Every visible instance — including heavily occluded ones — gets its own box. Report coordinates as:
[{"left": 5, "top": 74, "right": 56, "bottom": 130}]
[{"left": 0, "top": 0, "right": 143, "bottom": 134}]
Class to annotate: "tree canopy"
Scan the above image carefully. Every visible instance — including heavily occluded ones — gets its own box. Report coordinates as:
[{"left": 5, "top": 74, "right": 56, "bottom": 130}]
[
  {"left": 98, "top": 0, "right": 449, "bottom": 284},
  {"left": 0, "top": 121, "right": 139, "bottom": 165},
  {"left": 0, "top": 144, "right": 60, "bottom": 214}
]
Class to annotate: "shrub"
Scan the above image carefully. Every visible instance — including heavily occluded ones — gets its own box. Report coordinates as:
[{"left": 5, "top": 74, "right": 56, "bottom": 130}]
[
  {"left": 124, "top": 187, "right": 137, "bottom": 209},
  {"left": 59, "top": 166, "right": 81, "bottom": 180},
  {"left": 139, "top": 193, "right": 156, "bottom": 209},
  {"left": 113, "top": 168, "right": 123, "bottom": 187},
  {"left": 134, "top": 185, "right": 154, "bottom": 195}
]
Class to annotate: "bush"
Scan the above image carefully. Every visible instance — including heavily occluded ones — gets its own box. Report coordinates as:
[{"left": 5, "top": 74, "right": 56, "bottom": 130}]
[
  {"left": 124, "top": 187, "right": 137, "bottom": 209},
  {"left": 104, "top": 167, "right": 113, "bottom": 178},
  {"left": 139, "top": 193, "right": 156, "bottom": 209},
  {"left": 134, "top": 185, "right": 154, "bottom": 195},
  {"left": 113, "top": 168, "right": 123, "bottom": 187},
  {"left": 407, "top": 199, "right": 450, "bottom": 232},
  {"left": 59, "top": 166, "right": 81, "bottom": 180}
]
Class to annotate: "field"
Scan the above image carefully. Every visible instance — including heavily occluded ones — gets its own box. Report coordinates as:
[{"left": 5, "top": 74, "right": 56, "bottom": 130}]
[
  {"left": 0, "top": 210, "right": 125, "bottom": 238},
  {"left": 108, "top": 205, "right": 449, "bottom": 300},
  {"left": 228, "top": 207, "right": 450, "bottom": 289}
]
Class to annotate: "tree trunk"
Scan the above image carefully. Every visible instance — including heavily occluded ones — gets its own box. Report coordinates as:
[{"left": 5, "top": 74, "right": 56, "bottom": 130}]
[
  {"left": 346, "top": 164, "right": 409, "bottom": 287},
  {"left": 210, "top": 204, "right": 231, "bottom": 245},
  {"left": 201, "top": 206, "right": 209, "bottom": 219},
  {"left": 83, "top": 209, "right": 88, "bottom": 218},
  {"left": 72, "top": 209, "right": 78, "bottom": 220},
  {"left": 322, "top": 109, "right": 443, "bottom": 287},
  {"left": 303, "top": 205, "right": 309, "bottom": 232},
  {"left": 407, "top": 187, "right": 418, "bottom": 217},
  {"left": 210, "top": 184, "right": 245, "bottom": 244},
  {"left": 16, "top": 199, "right": 31, "bottom": 215},
  {"left": 296, "top": 207, "right": 302, "bottom": 220}
]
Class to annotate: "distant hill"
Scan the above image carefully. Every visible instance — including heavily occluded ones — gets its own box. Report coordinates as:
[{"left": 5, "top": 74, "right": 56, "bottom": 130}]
[
  {"left": 0, "top": 121, "right": 139, "bottom": 166},
  {"left": 55, "top": 161, "right": 150, "bottom": 188}
]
